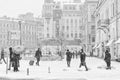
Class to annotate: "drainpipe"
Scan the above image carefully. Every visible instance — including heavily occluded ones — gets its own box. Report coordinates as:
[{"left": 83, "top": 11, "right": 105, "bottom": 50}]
[{"left": 116, "top": 0, "right": 118, "bottom": 58}]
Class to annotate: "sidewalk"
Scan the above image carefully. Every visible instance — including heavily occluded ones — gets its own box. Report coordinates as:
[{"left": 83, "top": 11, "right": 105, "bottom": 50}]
[{"left": 0, "top": 57, "right": 120, "bottom": 80}]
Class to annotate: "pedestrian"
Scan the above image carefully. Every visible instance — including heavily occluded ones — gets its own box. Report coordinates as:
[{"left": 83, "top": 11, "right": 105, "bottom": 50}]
[
  {"left": 104, "top": 49, "right": 111, "bottom": 69},
  {"left": 8, "top": 47, "right": 14, "bottom": 70},
  {"left": 66, "top": 49, "right": 72, "bottom": 67},
  {"left": 35, "top": 48, "right": 42, "bottom": 66},
  {"left": 0, "top": 48, "right": 6, "bottom": 64},
  {"left": 12, "top": 50, "right": 20, "bottom": 72},
  {"left": 79, "top": 49, "right": 88, "bottom": 71}
]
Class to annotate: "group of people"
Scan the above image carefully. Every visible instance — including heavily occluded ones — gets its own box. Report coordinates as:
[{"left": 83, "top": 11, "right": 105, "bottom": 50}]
[
  {"left": 8, "top": 47, "right": 21, "bottom": 72},
  {"left": 66, "top": 49, "right": 88, "bottom": 71},
  {"left": 0, "top": 47, "right": 21, "bottom": 72},
  {"left": 66, "top": 48, "right": 111, "bottom": 71}
]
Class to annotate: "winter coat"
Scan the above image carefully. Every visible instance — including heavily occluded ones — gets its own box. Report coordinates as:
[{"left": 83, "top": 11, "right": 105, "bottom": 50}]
[
  {"left": 66, "top": 51, "right": 72, "bottom": 61},
  {"left": 9, "top": 50, "right": 14, "bottom": 61},
  {"left": 80, "top": 52, "right": 86, "bottom": 62},
  {"left": 12, "top": 53, "right": 20, "bottom": 67},
  {"left": 104, "top": 52, "right": 111, "bottom": 62},
  {"left": 35, "top": 50, "right": 42, "bottom": 59}
]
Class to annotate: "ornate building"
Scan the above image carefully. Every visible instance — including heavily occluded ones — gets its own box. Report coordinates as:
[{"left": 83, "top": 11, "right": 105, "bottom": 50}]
[
  {"left": 0, "top": 13, "right": 44, "bottom": 49},
  {"left": 93, "top": 0, "right": 120, "bottom": 59},
  {"left": 42, "top": 0, "right": 85, "bottom": 51},
  {"left": 83, "top": 0, "right": 98, "bottom": 55}
]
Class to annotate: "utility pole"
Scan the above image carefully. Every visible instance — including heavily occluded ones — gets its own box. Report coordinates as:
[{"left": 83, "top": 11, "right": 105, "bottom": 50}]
[{"left": 19, "top": 21, "right": 22, "bottom": 45}]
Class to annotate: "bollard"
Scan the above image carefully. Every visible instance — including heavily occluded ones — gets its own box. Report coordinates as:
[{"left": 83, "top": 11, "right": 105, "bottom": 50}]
[
  {"left": 48, "top": 66, "right": 51, "bottom": 73},
  {"left": 27, "top": 68, "right": 29, "bottom": 76}
]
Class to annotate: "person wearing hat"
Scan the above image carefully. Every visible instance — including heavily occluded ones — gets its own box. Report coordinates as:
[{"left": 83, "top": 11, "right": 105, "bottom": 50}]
[
  {"left": 104, "top": 49, "right": 111, "bottom": 69},
  {"left": 66, "top": 49, "right": 72, "bottom": 67},
  {"left": 79, "top": 48, "right": 88, "bottom": 71}
]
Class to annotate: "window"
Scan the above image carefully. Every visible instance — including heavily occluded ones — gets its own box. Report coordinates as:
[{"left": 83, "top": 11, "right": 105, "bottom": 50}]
[
  {"left": 66, "top": 19, "right": 69, "bottom": 24},
  {"left": 75, "top": 33, "right": 77, "bottom": 38},
  {"left": 71, "top": 33, "right": 73, "bottom": 38},
  {"left": 47, "top": 33, "right": 49, "bottom": 38},
  {"left": 79, "top": 33, "right": 81, "bottom": 38},
  {"left": 73, "top": 6, "right": 76, "bottom": 10},
  {"left": 91, "top": 26, "right": 95, "bottom": 29},
  {"left": 62, "top": 26, "right": 65, "bottom": 30},
  {"left": 69, "top": 6, "right": 72, "bottom": 10},
  {"left": 67, "top": 26, "right": 69, "bottom": 30},
  {"left": 92, "top": 37, "right": 95, "bottom": 42},
  {"left": 67, "top": 34, "right": 69, "bottom": 38},
  {"left": 62, "top": 33, "right": 64, "bottom": 37}
]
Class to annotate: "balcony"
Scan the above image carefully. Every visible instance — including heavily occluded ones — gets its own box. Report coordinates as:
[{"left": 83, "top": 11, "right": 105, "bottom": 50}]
[{"left": 97, "top": 18, "right": 110, "bottom": 27}]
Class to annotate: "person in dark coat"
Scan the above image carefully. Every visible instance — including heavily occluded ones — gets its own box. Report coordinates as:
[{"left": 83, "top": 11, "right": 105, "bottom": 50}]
[
  {"left": 104, "top": 49, "right": 111, "bottom": 69},
  {"left": 35, "top": 48, "right": 42, "bottom": 66},
  {"left": 12, "top": 51, "right": 20, "bottom": 72},
  {"left": 66, "top": 49, "right": 72, "bottom": 67},
  {"left": 8, "top": 47, "right": 14, "bottom": 70},
  {"left": 0, "top": 48, "right": 6, "bottom": 64},
  {"left": 79, "top": 49, "right": 88, "bottom": 71}
]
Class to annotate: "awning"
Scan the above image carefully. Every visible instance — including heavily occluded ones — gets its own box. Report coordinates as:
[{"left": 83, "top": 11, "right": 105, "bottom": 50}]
[
  {"left": 93, "top": 44, "right": 98, "bottom": 49},
  {"left": 114, "top": 38, "right": 120, "bottom": 44},
  {"left": 96, "top": 43, "right": 101, "bottom": 48},
  {"left": 105, "top": 39, "right": 114, "bottom": 46}
]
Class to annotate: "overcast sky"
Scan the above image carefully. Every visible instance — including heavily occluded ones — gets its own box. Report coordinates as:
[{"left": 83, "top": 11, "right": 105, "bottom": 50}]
[{"left": 0, "top": 0, "right": 84, "bottom": 18}]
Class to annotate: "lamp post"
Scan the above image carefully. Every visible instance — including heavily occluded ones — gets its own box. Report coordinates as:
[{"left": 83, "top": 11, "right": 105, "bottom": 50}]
[{"left": 18, "top": 21, "right": 22, "bottom": 45}]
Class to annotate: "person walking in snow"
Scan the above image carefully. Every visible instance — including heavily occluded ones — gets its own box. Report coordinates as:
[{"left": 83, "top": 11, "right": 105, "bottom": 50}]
[
  {"left": 35, "top": 48, "right": 42, "bottom": 66},
  {"left": 79, "top": 49, "right": 88, "bottom": 71},
  {"left": 104, "top": 49, "right": 111, "bottom": 69},
  {"left": 66, "top": 49, "right": 72, "bottom": 67},
  {"left": 12, "top": 51, "right": 20, "bottom": 72}
]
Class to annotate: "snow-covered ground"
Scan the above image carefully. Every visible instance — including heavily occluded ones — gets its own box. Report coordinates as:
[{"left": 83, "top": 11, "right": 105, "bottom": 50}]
[{"left": 0, "top": 57, "right": 120, "bottom": 80}]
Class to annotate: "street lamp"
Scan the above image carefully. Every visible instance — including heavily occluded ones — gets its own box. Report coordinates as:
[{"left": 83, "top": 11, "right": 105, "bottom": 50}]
[{"left": 18, "top": 21, "right": 22, "bottom": 45}]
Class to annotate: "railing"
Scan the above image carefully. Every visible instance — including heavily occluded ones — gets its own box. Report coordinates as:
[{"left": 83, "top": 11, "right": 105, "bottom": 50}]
[{"left": 97, "top": 18, "right": 110, "bottom": 27}]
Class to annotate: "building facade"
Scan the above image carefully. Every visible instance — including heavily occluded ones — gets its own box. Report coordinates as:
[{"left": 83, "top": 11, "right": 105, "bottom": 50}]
[
  {"left": 42, "top": 0, "right": 55, "bottom": 39},
  {"left": 0, "top": 14, "right": 44, "bottom": 49},
  {"left": 19, "top": 13, "right": 44, "bottom": 49},
  {"left": 42, "top": 0, "right": 86, "bottom": 52},
  {"left": 0, "top": 17, "right": 20, "bottom": 48},
  {"left": 93, "top": 0, "right": 120, "bottom": 59},
  {"left": 83, "top": 0, "right": 98, "bottom": 55}
]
